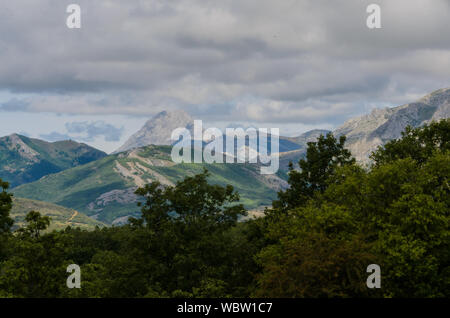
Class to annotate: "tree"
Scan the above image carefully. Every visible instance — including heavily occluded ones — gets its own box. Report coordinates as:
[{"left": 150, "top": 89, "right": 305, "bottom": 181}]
[
  {"left": 255, "top": 200, "right": 379, "bottom": 298},
  {"left": 371, "top": 118, "right": 450, "bottom": 166},
  {"left": 133, "top": 169, "right": 246, "bottom": 231},
  {"left": 126, "top": 170, "right": 249, "bottom": 297},
  {"left": 0, "top": 211, "right": 66, "bottom": 297},
  {"left": 0, "top": 179, "right": 14, "bottom": 236},
  {"left": 17, "top": 211, "right": 51, "bottom": 239},
  {"left": 364, "top": 153, "right": 450, "bottom": 297},
  {"left": 258, "top": 121, "right": 450, "bottom": 297},
  {"left": 272, "top": 133, "right": 354, "bottom": 212},
  {"left": 0, "top": 179, "right": 14, "bottom": 262}
]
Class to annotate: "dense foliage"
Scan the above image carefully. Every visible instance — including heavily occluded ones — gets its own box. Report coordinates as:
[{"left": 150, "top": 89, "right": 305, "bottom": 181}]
[{"left": 0, "top": 119, "right": 449, "bottom": 297}]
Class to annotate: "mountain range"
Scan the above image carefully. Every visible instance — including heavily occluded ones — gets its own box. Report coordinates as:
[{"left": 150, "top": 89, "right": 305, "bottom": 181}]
[
  {"left": 13, "top": 145, "right": 287, "bottom": 224},
  {"left": 335, "top": 87, "right": 450, "bottom": 162},
  {"left": 2, "top": 87, "right": 450, "bottom": 226},
  {"left": 114, "top": 109, "right": 304, "bottom": 156},
  {"left": 0, "top": 134, "right": 106, "bottom": 188}
]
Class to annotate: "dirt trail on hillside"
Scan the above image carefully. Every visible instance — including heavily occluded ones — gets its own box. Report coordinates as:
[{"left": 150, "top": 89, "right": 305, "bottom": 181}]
[{"left": 68, "top": 211, "right": 78, "bottom": 222}]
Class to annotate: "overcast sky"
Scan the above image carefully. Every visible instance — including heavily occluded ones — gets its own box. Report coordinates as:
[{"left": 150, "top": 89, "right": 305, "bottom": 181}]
[{"left": 0, "top": 0, "right": 449, "bottom": 152}]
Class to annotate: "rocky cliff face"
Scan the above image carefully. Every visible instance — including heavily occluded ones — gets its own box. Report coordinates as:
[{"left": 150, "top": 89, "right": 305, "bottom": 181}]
[
  {"left": 334, "top": 87, "right": 450, "bottom": 163},
  {"left": 114, "top": 110, "right": 194, "bottom": 153}
]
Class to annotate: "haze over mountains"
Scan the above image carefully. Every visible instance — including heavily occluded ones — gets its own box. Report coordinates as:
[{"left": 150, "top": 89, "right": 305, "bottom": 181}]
[{"left": 2, "top": 87, "right": 449, "bottom": 225}]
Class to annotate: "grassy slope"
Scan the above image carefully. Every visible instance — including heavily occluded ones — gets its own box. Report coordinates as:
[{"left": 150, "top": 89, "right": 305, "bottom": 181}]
[
  {"left": 13, "top": 145, "right": 283, "bottom": 224},
  {"left": 21, "top": 137, "right": 107, "bottom": 169},
  {"left": 13, "top": 155, "right": 131, "bottom": 223},
  {"left": 11, "top": 197, "right": 106, "bottom": 232}
]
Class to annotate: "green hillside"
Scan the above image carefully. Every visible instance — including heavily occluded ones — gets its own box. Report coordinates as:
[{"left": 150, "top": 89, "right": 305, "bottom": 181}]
[
  {"left": 13, "top": 145, "right": 287, "bottom": 224},
  {"left": 11, "top": 197, "right": 106, "bottom": 232},
  {"left": 0, "top": 134, "right": 106, "bottom": 187}
]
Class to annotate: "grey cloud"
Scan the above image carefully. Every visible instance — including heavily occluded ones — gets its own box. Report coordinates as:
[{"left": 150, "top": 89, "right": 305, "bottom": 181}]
[
  {"left": 0, "top": 98, "right": 30, "bottom": 112},
  {"left": 39, "top": 121, "right": 124, "bottom": 143},
  {"left": 0, "top": 0, "right": 449, "bottom": 126},
  {"left": 65, "top": 121, "right": 124, "bottom": 142},
  {"left": 18, "top": 131, "right": 30, "bottom": 137},
  {"left": 40, "top": 132, "right": 72, "bottom": 142}
]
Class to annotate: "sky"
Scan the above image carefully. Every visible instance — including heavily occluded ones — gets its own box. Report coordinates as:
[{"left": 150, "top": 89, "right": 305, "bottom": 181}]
[{"left": 0, "top": 0, "right": 449, "bottom": 153}]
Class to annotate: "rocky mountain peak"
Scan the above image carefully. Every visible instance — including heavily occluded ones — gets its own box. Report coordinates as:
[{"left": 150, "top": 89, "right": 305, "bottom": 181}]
[
  {"left": 334, "top": 87, "right": 450, "bottom": 163},
  {"left": 114, "top": 110, "right": 194, "bottom": 153},
  {"left": 1, "top": 133, "right": 39, "bottom": 161}
]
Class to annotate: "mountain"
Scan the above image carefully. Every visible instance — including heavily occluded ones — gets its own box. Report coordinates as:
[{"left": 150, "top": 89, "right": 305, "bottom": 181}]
[
  {"left": 0, "top": 134, "right": 107, "bottom": 187},
  {"left": 220, "top": 133, "right": 302, "bottom": 157},
  {"left": 11, "top": 197, "right": 105, "bottom": 232},
  {"left": 277, "top": 130, "right": 331, "bottom": 170},
  {"left": 115, "top": 110, "right": 194, "bottom": 153},
  {"left": 116, "top": 111, "right": 304, "bottom": 155},
  {"left": 13, "top": 145, "right": 288, "bottom": 224},
  {"left": 9, "top": 88, "right": 449, "bottom": 227},
  {"left": 334, "top": 87, "right": 450, "bottom": 163},
  {"left": 285, "top": 129, "right": 332, "bottom": 147}
]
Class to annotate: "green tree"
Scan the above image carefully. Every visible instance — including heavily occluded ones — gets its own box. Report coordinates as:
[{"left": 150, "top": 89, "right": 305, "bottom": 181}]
[
  {"left": 79, "top": 169, "right": 251, "bottom": 297},
  {"left": 0, "top": 179, "right": 14, "bottom": 236},
  {"left": 272, "top": 133, "right": 354, "bottom": 213},
  {"left": 0, "top": 179, "right": 14, "bottom": 262},
  {"left": 258, "top": 121, "right": 449, "bottom": 298},
  {"left": 365, "top": 154, "right": 450, "bottom": 297},
  {"left": 16, "top": 211, "right": 51, "bottom": 239},
  {"left": 371, "top": 118, "right": 450, "bottom": 165},
  {"left": 133, "top": 169, "right": 246, "bottom": 231},
  {"left": 255, "top": 202, "right": 379, "bottom": 298}
]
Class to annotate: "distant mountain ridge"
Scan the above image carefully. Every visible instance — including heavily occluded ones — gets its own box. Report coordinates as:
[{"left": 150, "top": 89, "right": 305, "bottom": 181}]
[
  {"left": 114, "top": 110, "right": 320, "bottom": 164},
  {"left": 285, "top": 129, "right": 331, "bottom": 147},
  {"left": 0, "top": 134, "right": 106, "bottom": 187},
  {"left": 13, "top": 145, "right": 287, "bottom": 224},
  {"left": 334, "top": 87, "right": 450, "bottom": 162},
  {"left": 114, "top": 110, "right": 194, "bottom": 153}
]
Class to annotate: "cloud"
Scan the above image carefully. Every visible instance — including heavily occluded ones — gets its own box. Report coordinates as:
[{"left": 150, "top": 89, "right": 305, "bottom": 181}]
[
  {"left": 0, "top": 0, "right": 449, "bottom": 126},
  {"left": 0, "top": 98, "right": 30, "bottom": 112},
  {"left": 39, "top": 121, "right": 124, "bottom": 143},
  {"left": 39, "top": 132, "right": 72, "bottom": 142},
  {"left": 18, "top": 131, "right": 30, "bottom": 137},
  {"left": 65, "top": 121, "right": 125, "bottom": 142}
]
